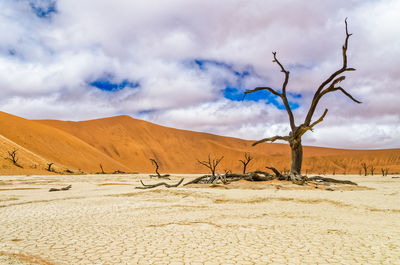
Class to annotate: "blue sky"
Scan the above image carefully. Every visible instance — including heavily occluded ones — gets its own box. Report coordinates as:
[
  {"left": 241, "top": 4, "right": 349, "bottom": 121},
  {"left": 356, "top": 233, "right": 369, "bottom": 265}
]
[{"left": 0, "top": 0, "right": 399, "bottom": 149}]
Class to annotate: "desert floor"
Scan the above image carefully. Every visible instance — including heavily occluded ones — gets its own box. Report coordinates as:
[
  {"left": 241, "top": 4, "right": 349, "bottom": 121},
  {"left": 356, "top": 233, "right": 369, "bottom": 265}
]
[{"left": 0, "top": 174, "right": 399, "bottom": 265}]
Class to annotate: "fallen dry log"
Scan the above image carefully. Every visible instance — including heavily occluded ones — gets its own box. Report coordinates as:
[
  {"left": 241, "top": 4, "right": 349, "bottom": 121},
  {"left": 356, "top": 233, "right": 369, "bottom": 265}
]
[
  {"left": 265, "top": 166, "right": 288, "bottom": 181},
  {"left": 150, "top": 174, "right": 171, "bottom": 179},
  {"left": 225, "top": 172, "right": 275, "bottom": 182},
  {"left": 135, "top": 178, "right": 184, "bottom": 189},
  {"left": 49, "top": 185, "right": 72, "bottom": 192},
  {"left": 184, "top": 172, "right": 275, "bottom": 186},
  {"left": 183, "top": 175, "right": 209, "bottom": 186},
  {"left": 307, "top": 176, "right": 357, "bottom": 185},
  {"left": 182, "top": 169, "right": 356, "bottom": 187}
]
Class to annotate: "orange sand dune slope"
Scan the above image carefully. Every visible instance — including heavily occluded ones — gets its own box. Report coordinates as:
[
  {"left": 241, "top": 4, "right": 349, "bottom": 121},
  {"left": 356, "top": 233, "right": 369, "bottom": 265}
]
[
  {"left": 38, "top": 115, "right": 281, "bottom": 173},
  {"left": 0, "top": 111, "right": 130, "bottom": 173},
  {"left": 0, "top": 110, "right": 399, "bottom": 175},
  {"left": 37, "top": 115, "right": 400, "bottom": 174}
]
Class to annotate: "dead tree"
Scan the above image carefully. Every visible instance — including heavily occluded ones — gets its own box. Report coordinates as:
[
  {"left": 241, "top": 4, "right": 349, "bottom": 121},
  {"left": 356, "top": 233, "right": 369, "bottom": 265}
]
[
  {"left": 381, "top": 168, "right": 385, "bottom": 176},
  {"left": 99, "top": 163, "right": 105, "bottom": 174},
  {"left": 149, "top": 158, "right": 170, "bottom": 179},
  {"left": 239, "top": 153, "right": 253, "bottom": 174},
  {"left": 244, "top": 19, "right": 360, "bottom": 175},
  {"left": 47, "top": 163, "right": 54, "bottom": 172},
  {"left": 361, "top": 162, "right": 368, "bottom": 176},
  {"left": 197, "top": 154, "right": 224, "bottom": 181},
  {"left": 7, "top": 148, "right": 22, "bottom": 168},
  {"left": 370, "top": 165, "right": 375, "bottom": 176},
  {"left": 332, "top": 168, "right": 336, "bottom": 175}
]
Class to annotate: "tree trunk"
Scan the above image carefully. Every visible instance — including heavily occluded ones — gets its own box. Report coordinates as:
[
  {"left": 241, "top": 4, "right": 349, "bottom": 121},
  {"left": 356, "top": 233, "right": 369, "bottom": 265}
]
[{"left": 290, "top": 138, "right": 303, "bottom": 174}]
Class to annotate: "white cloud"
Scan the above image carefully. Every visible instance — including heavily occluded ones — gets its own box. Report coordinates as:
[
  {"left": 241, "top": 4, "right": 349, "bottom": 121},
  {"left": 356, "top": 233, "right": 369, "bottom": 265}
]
[{"left": 0, "top": 0, "right": 399, "bottom": 148}]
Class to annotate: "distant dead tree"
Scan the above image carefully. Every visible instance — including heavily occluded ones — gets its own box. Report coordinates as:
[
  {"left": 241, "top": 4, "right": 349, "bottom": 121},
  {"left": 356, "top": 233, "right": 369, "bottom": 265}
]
[
  {"left": 370, "top": 165, "right": 375, "bottom": 176},
  {"left": 239, "top": 153, "right": 253, "bottom": 174},
  {"left": 243, "top": 19, "right": 360, "bottom": 176},
  {"left": 7, "top": 148, "right": 22, "bottom": 168},
  {"left": 47, "top": 163, "right": 54, "bottom": 172},
  {"left": 149, "top": 158, "right": 170, "bottom": 179},
  {"left": 332, "top": 168, "right": 336, "bottom": 175},
  {"left": 381, "top": 168, "right": 387, "bottom": 176},
  {"left": 361, "top": 163, "right": 368, "bottom": 176},
  {"left": 197, "top": 154, "right": 224, "bottom": 177},
  {"left": 99, "top": 163, "right": 105, "bottom": 174}
]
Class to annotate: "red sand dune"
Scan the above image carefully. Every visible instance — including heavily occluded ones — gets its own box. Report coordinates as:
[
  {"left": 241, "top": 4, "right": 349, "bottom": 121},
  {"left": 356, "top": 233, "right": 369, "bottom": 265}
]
[{"left": 0, "top": 111, "right": 399, "bottom": 175}]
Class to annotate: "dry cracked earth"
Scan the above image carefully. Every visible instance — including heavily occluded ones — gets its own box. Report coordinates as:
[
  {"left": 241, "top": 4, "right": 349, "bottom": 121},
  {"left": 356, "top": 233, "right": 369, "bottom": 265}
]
[{"left": 0, "top": 174, "right": 399, "bottom": 264}]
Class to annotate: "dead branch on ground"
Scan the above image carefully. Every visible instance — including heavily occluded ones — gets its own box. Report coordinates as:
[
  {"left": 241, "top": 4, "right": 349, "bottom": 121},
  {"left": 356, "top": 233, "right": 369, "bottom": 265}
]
[
  {"left": 135, "top": 178, "right": 184, "bottom": 189},
  {"left": 307, "top": 176, "right": 357, "bottom": 185},
  {"left": 49, "top": 185, "right": 72, "bottom": 192}
]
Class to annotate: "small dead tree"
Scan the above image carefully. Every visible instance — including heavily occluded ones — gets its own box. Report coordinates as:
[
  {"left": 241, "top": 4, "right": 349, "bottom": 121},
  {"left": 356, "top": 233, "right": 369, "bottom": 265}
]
[
  {"left": 7, "top": 148, "right": 22, "bottom": 167},
  {"left": 370, "top": 165, "right": 375, "bottom": 176},
  {"left": 99, "top": 163, "right": 105, "bottom": 174},
  {"left": 149, "top": 158, "right": 170, "bottom": 179},
  {"left": 47, "top": 163, "right": 54, "bottom": 172},
  {"left": 239, "top": 153, "right": 253, "bottom": 174},
  {"left": 197, "top": 154, "right": 224, "bottom": 178},
  {"left": 381, "top": 168, "right": 385, "bottom": 176},
  {"left": 243, "top": 19, "right": 360, "bottom": 175},
  {"left": 361, "top": 162, "right": 368, "bottom": 176},
  {"left": 332, "top": 168, "right": 336, "bottom": 175}
]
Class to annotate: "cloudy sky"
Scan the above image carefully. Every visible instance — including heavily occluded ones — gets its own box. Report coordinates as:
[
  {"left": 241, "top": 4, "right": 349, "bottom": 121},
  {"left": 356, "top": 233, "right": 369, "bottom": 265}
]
[{"left": 1, "top": 0, "right": 399, "bottom": 149}]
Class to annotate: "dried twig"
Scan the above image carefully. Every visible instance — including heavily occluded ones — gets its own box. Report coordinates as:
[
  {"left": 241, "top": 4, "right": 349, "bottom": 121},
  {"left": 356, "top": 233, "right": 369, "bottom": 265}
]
[{"left": 135, "top": 178, "right": 184, "bottom": 189}]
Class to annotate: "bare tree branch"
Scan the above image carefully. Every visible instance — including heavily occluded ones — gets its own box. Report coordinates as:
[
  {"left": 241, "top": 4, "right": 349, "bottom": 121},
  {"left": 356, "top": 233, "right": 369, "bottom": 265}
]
[
  {"left": 304, "top": 18, "right": 358, "bottom": 125},
  {"left": 197, "top": 154, "right": 224, "bottom": 177},
  {"left": 296, "top": 109, "right": 329, "bottom": 138},
  {"left": 149, "top": 158, "right": 170, "bottom": 179},
  {"left": 243, "top": 87, "right": 281, "bottom": 100},
  {"left": 334, "top": 87, "right": 362, "bottom": 103},
  {"left": 136, "top": 178, "right": 184, "bottom": 189},
  {"left": 266, "top": 166, "right": 286, "bottom": 180},
  {"left": 183, "top": 175, "right": 209, "bottom": 186},
  {"left": 252, "top": 135, "right": 290, "bottom": 146},
  {"left": 150, "top": 158, "right": 160, "bottom": 177},
  {"left": 239, "top": 152, "right": 253, "bottom": 174},
  {"left": 272, "top": 52, "right": 296, "bottom": 130}
]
